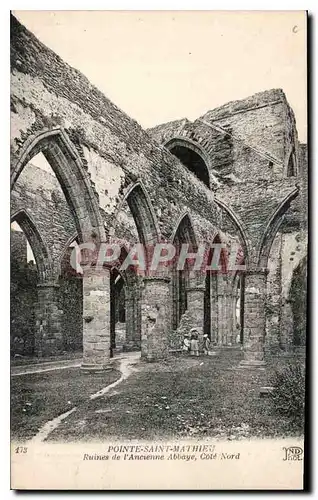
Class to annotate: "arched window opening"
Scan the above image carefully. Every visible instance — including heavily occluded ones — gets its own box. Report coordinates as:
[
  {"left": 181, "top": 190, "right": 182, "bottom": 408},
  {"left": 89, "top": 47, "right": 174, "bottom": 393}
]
[
  {"left": 206, "top": 234, "right": 229, "bottom": 344},
  {"left": 287, "top": 149, "right": 297, "bottom": 177},
  {"left": 171, "top": 215, "right": 196, "bottom": 330},
  {"left": 169, "top": 145, "right": 210, "bottom": 187},
  {"left": 110, "top": 269, "right": 126, "bottom": 352},
  {"left": 126, "top": 183, "right": 159, "bottom": 246}
]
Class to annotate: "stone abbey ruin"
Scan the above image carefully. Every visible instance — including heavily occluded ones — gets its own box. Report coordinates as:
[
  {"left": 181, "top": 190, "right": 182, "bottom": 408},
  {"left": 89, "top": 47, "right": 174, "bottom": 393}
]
[{"left": 11, "top": 15, "right": 307, "bottom": 371}]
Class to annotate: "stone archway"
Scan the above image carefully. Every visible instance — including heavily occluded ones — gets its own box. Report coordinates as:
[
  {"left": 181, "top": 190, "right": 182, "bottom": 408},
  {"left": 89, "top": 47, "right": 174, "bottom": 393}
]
[
  {"left": 123, "top": 181, "right": 161, "bottom": 248},
  {"left": 113, "top": 181, "right": 168, "bottom": 361},
  {"left": 110, "top": 268, "right": 126, "bottom": 353},
  {"left": 240, "top": 187, "right": 300, "bottom": 367},
  {"left": 109, "top": 246, "right": 142, "bottom": 355},
  {"left": 257, "top": 188, "right": 300, "bottom": 269},
  {"left": 214, "top": 197, "right": 251, "bottom": 268},
  {"left": 171, "top": 213, "right": 197, "bottom": 331},
  {"left": 11, "top": 128, "right": 105, "bottom": 244},
  {"left": 207, "top": 233, "right": 232, "bottom": 346},
  {"left": 10, "top": 209, "right": 53, "bottom": 357},
  {"left": 11, "top": 209, "right": 53, "bottom": 282},
  {"left": 11, "top": 128, "right": 109, "bottom": 368},
  {"left": 165, "top": 137, "right": 211, "bottom": 188}
]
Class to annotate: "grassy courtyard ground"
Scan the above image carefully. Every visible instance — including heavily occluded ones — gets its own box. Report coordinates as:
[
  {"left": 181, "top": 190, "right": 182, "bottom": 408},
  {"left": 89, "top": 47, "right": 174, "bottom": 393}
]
[
  {"left": 11, "top": 348, "right": 304, "bottom": 442},
  {"left": 11, "top": 364, "right": 121, "bottom": 441},
  {"left": 45, "top": 348, "right": 303, "bottom": 442}
]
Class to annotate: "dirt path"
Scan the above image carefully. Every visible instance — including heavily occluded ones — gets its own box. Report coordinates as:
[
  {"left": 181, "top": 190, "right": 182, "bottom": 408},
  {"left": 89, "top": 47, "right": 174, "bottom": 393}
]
[
  {"left": 28, "top": 352, "right": 140, "bottom": 444},
  {"left": 11, "top": 359, "right": 82, "bottom": 377}
]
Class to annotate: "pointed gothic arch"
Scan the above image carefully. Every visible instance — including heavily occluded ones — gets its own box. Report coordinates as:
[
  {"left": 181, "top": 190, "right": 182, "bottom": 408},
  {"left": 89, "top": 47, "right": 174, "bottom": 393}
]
[
  {"left": 170, "top": 212, "right": 198, "bottom": 248},
  {"left": 214, "top": 197, "right": 250, "bottom": 267},
  {"left": 11, "top": 127, "right": 106, "bottom": 245},
  {"left": 257, "top": 187, "right": 299, "bottom": 268},
  {"left": 285, "top": 144, "right": 298, "bottom": 177},
  {"left": 123, "top": 181, "right": 161, "bottom": 246},
  {"left": 11, "top": 209, "right": 53, "bottom": 282},
  {"left": 170, "top": 213, "right": 198, "bottom": 330}
]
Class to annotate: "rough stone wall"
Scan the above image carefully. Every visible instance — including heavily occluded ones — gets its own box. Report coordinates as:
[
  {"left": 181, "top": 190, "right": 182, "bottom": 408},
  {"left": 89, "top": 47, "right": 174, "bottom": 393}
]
[
  {"left": 11, "top": 16, "right": 304, "bottom": 264},
  {"left": 10, "top": 14, "right": 307, "bottom": 363},
  {"left": 11, "top": 232, "right": 37, "bottom": 355},
  {"left": 11, "top": 163, "right": 82, "bottom": 354},
  {"left": 280, "top": 231, "right": 307, "bottom": 347},
  {"left": 148, "top": 88, "right": 307, "bottom": 358},
  {"left": 148, "top": 89, "right": 301, "bottom": 182},
  {"left": 11, "top": 15, "right": 225, "bottom": 244},
  {"left": 266, "top": 224, "right": 307, "bottom": 350},
  {"left": 288, "top": 255, "right": 307, "bottom": 346},
  {"left": 147, "top": 89, "right": 305, "bottom": 270},
  {"left": 11, "top": 230, "right": 27, "bottom": 265},
  {"left": 200, "top": 89, "right": 291, "bottom": 166},
  {"left": 214, "top": 178, "right": 300, "bottom": 263},
  {"left": 265, "top": 232, "right": 282, "bottom": 350}
]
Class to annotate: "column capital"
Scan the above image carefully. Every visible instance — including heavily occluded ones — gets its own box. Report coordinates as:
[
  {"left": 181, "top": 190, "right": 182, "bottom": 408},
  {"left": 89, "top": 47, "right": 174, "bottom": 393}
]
[
  {"left": 186, "top": 285, "right": 205, "bottom": 293},
  {"left": 217, "top": 291, "right": 233, "bottom": 298},
  {"left": 82, "top": 264, "right": 111, "bottom": 276},
  {"left": 244, "top": 267, "right": 269, "bottom": 276},
  {"left": 37, "top": 281, "right": 60, "bottom": 289},
  {"left": 143, "top": 276, "right": 171, "bottom": 283}
]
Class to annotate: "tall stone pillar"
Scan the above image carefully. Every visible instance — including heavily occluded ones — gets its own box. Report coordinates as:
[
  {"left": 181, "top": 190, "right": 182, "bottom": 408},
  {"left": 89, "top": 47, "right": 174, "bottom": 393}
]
[
  {"left": 123, "top": 286, "right": 141, "bottom": 351},
  {"left": 35, "top": 282, "right": 63, "bottom": 356},
  {"left": 226, "top": 291, "right": 235, "bottom": 345},
  {"left": 265, "top": 232, "right": 282, "bottom": 353},
  {"left": 217, "top": 292, "right": 234, "bottom": 345},
  {"left": 81, "top": 266, "right": 111, "bottom": 372},
  {"left": 216, "top": 278, "right": 231, "bottom": 346},
  {"left": 141, "top": 276, "right": 170, "bottom": 361},
  {"left": 210, "top": 274, "right": 218, "bottom": 344},
  {"left": 239, "top": 269, "right": 267, "bottom": 368},
  {"left": 186, "top": 285, "right": 205, "bottom": 333},
  {"left": 185, "top": 284, "right": 206, "bottom": 352},
  {"left": 230, "top": 289, "right": 239, "bottom": 345}
]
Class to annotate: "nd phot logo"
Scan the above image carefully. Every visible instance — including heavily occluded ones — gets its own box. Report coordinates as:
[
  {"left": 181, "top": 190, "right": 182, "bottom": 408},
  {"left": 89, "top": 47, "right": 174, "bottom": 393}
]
[{"left": 282, "top": 446, "right": 303, "bottom": 461}]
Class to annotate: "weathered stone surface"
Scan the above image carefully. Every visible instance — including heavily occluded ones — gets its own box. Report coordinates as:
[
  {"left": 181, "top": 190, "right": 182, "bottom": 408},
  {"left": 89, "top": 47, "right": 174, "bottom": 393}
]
[{"left": 10, "top": 14, "right": 307, "bottom": 368}]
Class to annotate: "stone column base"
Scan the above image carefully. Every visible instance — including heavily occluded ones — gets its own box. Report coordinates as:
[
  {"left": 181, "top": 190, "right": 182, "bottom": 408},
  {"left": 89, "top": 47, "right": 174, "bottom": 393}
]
[
  {"left": 81, "top": 362, "right": 112, "bottom": 373},
  {"left": 238, "top": 359, "right": 266, "bottom": 369},
  {"left": 123, "top": 341, "right": 141, "bottom": 352},
  {"left": 207, "top": 350, "right": 218, "bottom": 356}
]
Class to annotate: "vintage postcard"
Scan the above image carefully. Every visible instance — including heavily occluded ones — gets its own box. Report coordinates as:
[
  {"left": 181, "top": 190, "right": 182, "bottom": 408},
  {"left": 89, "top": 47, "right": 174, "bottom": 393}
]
[{"left": 10, "top": 10, "right": 307, "bottom": 490}]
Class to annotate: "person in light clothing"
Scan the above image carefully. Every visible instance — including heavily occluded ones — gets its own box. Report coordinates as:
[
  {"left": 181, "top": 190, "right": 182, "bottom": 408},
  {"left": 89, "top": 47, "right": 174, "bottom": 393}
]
[
  {"left": 183, "top": 333, "right": 190, "bottom": 353},
  {"left": 203, "top": 333, "right": 211, "bottom": 355},
  {"left": 189, "top": 328, "right": 199, "bottom": 357}
]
